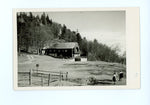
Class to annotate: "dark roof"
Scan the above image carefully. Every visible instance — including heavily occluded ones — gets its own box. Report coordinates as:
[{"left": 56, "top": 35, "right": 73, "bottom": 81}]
[{"left": 47, "top": 42, "right": 79, "bottom": 49}]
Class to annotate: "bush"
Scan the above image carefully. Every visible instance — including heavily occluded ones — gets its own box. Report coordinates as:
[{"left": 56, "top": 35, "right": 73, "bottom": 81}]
[
  {"left": 87, "top": 77, "right": 97, "bottom": 85},
  {"left": 87, "top": 53, "right": 97, "bottom": 61}
]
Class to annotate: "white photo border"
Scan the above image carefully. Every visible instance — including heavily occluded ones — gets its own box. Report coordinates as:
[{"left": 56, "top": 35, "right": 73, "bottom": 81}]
[{"left": 13, "top": 7, "right": 140, "bottom": 90}]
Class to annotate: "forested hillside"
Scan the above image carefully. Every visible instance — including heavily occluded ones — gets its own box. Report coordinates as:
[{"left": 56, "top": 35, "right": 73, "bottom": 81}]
[{"left": 17, "top": 12, "right": 126, "bottom": 64}]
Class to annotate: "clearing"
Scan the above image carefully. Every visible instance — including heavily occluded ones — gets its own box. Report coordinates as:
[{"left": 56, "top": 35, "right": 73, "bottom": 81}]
[{"left": 18, "top": 54, "right": 126, "bottom": 87}]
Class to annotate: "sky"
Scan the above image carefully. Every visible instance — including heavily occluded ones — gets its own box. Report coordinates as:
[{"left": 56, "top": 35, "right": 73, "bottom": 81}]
[{"left": 32, "top": 11, "right": 126, "bottom": 55}]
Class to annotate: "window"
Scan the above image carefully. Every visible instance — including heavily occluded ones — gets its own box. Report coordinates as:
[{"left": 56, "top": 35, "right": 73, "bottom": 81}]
[{"left": 65, "top": 50, "right": 67, "bottom": 52}]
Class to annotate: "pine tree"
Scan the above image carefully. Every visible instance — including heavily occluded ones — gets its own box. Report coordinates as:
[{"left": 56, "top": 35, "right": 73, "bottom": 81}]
[
  {"left": 60, "top": 24, "right": 67, "bottom": 39},
  {"left": 41, "top": 12, "right": 47, "bottom": 25},
  {"left": 76, "top": 33, "right": 82, "bottom": 49},
  {"left": 46, "top": 15, "right": 52, "bottom": 25}
]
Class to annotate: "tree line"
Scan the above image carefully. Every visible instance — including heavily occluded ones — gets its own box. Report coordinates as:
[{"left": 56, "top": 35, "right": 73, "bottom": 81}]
[{"left": 17, "top": 12, "right": 126, "bottom": 64}]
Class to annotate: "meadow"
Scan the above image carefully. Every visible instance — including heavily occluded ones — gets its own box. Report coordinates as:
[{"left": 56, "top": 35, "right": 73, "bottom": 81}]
[{"left": 18, "top": 54, "right": 126, "bottom": 87}]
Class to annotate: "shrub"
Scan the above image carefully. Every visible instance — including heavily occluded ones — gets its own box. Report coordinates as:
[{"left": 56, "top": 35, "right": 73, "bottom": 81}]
[
  {"left": 87, "top": 53, "right": 97, "bottom": 61},
  {"left": 87, "top": 77, "right": 97, "bottom": 85}
]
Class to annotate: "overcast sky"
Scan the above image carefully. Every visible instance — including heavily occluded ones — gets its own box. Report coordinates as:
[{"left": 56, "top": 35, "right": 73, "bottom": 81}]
[{"left": 32, "top": 11, "right": 125, "bottom": 55}]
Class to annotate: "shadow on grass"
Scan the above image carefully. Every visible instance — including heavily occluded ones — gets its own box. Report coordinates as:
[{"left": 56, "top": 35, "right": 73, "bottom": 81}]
[{"left": 87, "top": 79, "right": 114, "bottom": 85}]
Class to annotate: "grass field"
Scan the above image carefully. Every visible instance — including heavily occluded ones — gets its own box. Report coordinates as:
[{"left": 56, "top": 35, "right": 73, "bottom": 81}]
[{"left": 18, "top": 54, "right": 126, "bottom": 87}]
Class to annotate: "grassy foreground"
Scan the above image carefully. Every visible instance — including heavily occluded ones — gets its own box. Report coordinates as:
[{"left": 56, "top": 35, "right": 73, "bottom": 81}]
[{"left": 18, "top": 54, "right": 126, "bottom": 87}]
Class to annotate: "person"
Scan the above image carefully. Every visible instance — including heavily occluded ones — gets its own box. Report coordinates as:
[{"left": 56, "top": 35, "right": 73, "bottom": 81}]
[
  {"left": 112, "top": 71, "right": 117, "bottom": 85},
  {"left": 119, "top": 71, "right": 123, "bottom": 81}
]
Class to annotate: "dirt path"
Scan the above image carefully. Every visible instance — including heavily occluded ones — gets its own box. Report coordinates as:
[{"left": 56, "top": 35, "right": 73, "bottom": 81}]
[{"left": 18, "top": 55, "right": 34, "bottom": 64}]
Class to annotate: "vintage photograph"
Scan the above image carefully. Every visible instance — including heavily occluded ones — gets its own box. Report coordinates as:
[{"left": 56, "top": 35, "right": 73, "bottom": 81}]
[{"left": 15, "top": 10, "right": 126, "bottom": 87}]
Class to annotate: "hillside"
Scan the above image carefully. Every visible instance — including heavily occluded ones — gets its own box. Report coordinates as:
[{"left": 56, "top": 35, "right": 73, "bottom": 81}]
[
  {"left": 18, "top": 54, "right": 126, "bottom": 86},
  {"left": 17, "top": 12, "right": 126, "bottom": 63}
]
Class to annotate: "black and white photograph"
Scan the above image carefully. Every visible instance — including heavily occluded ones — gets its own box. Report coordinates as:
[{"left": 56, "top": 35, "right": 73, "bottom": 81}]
[
  {"left": 15, "top": 10, "right": 127, "bottom": 87},
  {"left": 15, "top": 10, "right": 126, "bottom": 87},
  {"left": 13, "top": 8, "right": 141, "bottom": 89}
]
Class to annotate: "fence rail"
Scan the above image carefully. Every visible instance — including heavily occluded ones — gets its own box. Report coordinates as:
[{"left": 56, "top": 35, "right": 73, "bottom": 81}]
[
  {"left": 18, "top": 69, "right": 68, "bottom": 87},
  {"left": 32, "top": 69, "right": 68, "bottom": 75}
]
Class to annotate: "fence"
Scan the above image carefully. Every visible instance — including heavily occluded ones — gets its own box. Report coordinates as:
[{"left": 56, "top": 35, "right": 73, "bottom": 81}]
[{"left": 18, "top": 69, "right": 68, "bottom": 87}]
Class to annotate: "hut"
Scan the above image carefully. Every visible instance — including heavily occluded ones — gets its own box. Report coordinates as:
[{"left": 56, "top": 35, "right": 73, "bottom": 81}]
[{"left": 44, "top": 42, "right": 80, "bottom": 58}]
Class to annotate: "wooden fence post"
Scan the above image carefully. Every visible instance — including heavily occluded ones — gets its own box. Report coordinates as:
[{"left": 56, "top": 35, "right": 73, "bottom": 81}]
[
  {"left": 29, "top": 69, "right": 32, "bottom": 86},
  {"left": 59, "top": 72, "right": 62, "bottom": 82},
  {"left": 41, "top": 74, "right": 43, "bottom": 86},
  {"left": 62, "top": 74, "right": 63, "bottom": 80},
  {"left": 66, "top": 72, "right": 68, "bottom": 81},
  {"left": 36, "top": 64, "right": 39, "bottom": 73},
  {"left": 48, "top": 74, "right": 51, "bottom": 86}
]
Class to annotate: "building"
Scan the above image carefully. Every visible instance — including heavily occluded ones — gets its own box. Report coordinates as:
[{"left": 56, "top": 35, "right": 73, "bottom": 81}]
[{"left": 44, "top": 42, "right": 80, "bottom": 58}]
